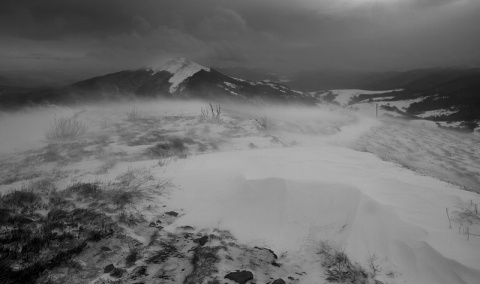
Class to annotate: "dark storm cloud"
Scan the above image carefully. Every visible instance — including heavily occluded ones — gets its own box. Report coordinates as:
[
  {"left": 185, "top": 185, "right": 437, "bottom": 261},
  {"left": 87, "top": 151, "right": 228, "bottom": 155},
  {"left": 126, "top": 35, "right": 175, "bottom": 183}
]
[
  {"left": 0, "top": 0, "right": 134, "bottom": 39},
  {"left": 0, "top": 0, "right": 479, "bottom": 78}
]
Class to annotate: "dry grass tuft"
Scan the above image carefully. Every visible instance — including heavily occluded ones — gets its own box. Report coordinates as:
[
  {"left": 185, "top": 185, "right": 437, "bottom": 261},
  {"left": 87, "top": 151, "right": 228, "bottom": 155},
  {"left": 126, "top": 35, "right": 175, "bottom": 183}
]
[
  {"left": 318, "top": 241, "right": 373, "bottom": 284},
  {"left": 45, "top": 116, "right": 88, "bottom": 141},
  {"left": 126, "top": 107, "right": 143, "bottom": 122}
]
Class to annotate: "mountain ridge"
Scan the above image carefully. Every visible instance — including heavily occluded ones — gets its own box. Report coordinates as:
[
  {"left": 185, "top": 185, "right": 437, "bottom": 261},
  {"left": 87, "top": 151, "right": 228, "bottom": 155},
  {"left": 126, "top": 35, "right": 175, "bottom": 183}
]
[{"left": 1, "top": 58, "right": 479, "bottom": 130}]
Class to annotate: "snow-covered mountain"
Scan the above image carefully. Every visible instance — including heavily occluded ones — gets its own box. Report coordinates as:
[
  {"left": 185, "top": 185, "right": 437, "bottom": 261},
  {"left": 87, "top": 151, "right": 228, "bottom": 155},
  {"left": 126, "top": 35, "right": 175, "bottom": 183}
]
[
  {"left": 63, "top": 57, "right": 315, "bottom": 104},
  {"left": 1, "top": 59, "right": 478, "bottom": 131},
  {"left": 0, "top": 57, "right": 314, "bottom": 107},
  {"left": 147, "top": 57, "right": 211, "bottom": 93}
]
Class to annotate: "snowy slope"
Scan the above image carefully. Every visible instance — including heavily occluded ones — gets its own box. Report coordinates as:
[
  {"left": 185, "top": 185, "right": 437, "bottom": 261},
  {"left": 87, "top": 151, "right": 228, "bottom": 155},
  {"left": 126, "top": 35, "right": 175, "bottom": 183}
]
[
  {"left": 150, "top": 57, "right": 210, "bottom": 93},
  {"left": 165, "top": 146, "right": 480, "bottom": 284},
  {"left": 315, "top": 88, "right": 478, "bottom": 131},
  {"left": 1, "top": 101, "right": 480, "bottom": 283},
  {"left": 417, "top": 109, "right": 459, "bottom": 118},
  {"left": 330, "top": 89, "right": 401, "bottom": 107}
]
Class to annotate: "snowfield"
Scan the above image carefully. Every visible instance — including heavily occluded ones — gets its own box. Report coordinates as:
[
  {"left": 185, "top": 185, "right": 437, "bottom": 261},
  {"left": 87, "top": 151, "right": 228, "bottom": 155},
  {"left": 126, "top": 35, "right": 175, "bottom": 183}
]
[
  {"left": 150, "top": 57, "right": 210, "bottom": 93},
  {"left": 0, "top": 100, "right": 479, "bottom": 284},
  {"left": 167, "top": 146, "right": 480, "bottom": 284},
  {"left": 417, "top": 109, "right": 459, "bottom": 118},
  {"left": 329, "top": 89, "right": 402, "bottom": 107}
]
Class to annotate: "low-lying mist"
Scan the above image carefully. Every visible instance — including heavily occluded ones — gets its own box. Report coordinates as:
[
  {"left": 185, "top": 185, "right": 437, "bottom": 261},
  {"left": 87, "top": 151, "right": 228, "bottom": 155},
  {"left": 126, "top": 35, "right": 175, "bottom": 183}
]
[
  {"left": 0, "top": 99, "right": 369, "bottom": 155},
  {"left": 0, "top": 98, "right": 478, "bottom": 192}
]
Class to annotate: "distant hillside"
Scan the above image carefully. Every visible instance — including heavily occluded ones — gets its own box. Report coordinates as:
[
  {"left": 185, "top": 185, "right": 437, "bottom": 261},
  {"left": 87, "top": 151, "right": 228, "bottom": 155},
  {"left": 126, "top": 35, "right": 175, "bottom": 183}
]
[
  {"left": 0, "top": 58, "right": 315, "bottom": 109},
  {"left": 1, "top": 61, "right": 479, "bottom": 131}
]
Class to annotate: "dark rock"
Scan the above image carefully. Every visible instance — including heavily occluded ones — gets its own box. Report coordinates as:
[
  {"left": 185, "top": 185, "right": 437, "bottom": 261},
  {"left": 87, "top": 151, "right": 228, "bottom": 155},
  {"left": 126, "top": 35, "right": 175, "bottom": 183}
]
[
  {"left": 111, "top": 268, "right": 125, "bottom": 278},
  {"left": 156, "top": 220, "right": 162, "bottom": 224},
  {"left": 149, "top": 222, "right": 156, "bottom": 227},
  {"left": 156, "top": 225, "right": 164, "bottom": 230},
  {"left": 271, "top": 279, "right": 286, "bottom": 284},
  {"left": 224, "top": 270, "right": 254, "bottom": 284},
  {"left": 104, "top": 264, "right": 115, "bottom": 273},
  {"left": 101, "top": 246, "right": 112, "bottom": 252},
  {"left": 271, "top": 261, "right": 281, "bottom": 267},
  {"left": 165, "top": 211, "right": 179, "bottom": 217},
  {"left": 254, "top": 246, "right": 278, "bottom": 259},
  {"left": 288, "top": 276, "right": 294, "bottom": 280},
  {"left": 194, "top": 236, "right": 209, "bottom": 246}
]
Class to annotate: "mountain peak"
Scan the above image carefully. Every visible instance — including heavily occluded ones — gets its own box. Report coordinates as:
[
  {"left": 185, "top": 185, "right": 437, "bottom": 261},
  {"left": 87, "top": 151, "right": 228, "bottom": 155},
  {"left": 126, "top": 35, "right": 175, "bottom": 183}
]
[{"left": 148, "top": 57, "right": 210, "bottom": 93}]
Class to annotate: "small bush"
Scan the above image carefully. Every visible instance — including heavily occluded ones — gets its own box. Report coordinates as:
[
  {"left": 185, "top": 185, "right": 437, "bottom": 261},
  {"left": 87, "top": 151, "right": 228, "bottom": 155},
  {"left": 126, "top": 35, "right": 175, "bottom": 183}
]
[
  {"left": 64, "top": 182, "right": 103, "bottom": 199},
  {"left": 118, "top": 211, "right": 145, "bottom": 226},
  {"left": 126, "top": 107, "right": 142, "bottom": 122},
  {"left": 106, "top": 188, "right": 144, "bottom": 209},
  {"left": 318, "top": 241, "right": 370, "bottom": 284},
  {"left": 200, "top": 103, "right": 222, "bottom": 123},
  {"left": 144, "top": 137, "right": 188, "bottom": 159},
  {"left": 1, "top": 188, "right": 41, "bottom": 212},
  {"left": 255, "top": 116, "right": 269, "bottom": 130},
  {"left": 46, "top": 116, "right": 87, "bottom": 141},
  {"left": 448, "top": 200, "right": 480, "bottom": 239}
]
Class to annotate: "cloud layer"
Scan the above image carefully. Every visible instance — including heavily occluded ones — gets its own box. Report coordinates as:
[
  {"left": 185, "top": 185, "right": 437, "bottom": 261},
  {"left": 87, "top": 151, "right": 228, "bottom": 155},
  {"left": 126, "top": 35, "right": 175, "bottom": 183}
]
[{"left": 1, "top": 0, "right": 479, "bottom": 78}]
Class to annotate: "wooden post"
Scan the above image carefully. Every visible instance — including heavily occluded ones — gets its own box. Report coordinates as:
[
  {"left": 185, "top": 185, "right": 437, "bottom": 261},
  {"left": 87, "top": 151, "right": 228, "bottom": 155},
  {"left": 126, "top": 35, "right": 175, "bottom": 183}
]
[
  {"left": 446, "top": 208, "right": 452, "bottom": 228},
  {"left": 375, "top": 103, "right": 378, "bottom": 118}
]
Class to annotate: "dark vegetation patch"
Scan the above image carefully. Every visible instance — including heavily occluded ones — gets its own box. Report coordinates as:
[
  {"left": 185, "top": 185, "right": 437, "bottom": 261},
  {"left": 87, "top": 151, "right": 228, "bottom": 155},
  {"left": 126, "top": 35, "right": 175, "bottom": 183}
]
[
  {"left": 125, "top": 248, "right": 140, "bottom": 267},
  {"left": 144, "top": 137, "right": 189, "bottom": 159},
  {"left": 0, "top": 182, "right": 122, "bottom": 284},
  {"left": 318, "top": 242, "right": 381, "bottom": 284},
  {"left": 146, "top": 240, "right": 179, "bottom": 264},
  {"left": 184, "top": 246, "right": 221, "bottom": 284}
]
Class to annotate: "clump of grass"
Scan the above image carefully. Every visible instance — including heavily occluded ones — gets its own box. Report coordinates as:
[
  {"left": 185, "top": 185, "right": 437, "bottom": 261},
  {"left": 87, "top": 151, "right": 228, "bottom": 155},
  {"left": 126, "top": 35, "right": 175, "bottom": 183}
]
[
  {"left": 318, "top": 241, "right": 371, "bottom": 284},
  {"left": 0, "top": 183, "right": 115, "bottom": 284},
  {"left": 106, "top": 188, "right": 144, "bottom": 209},
  {"left": 144, "top": 137, "right": 188, "bottom": 159},
  {"left": 255, "top": 115, "right": 270, "bottom": 130},
  {"left": 45, "top": 116, "right": 87, "bottom": 141},
  {"left": 184, "top": 246, "right": 220, "bottom": 284},
  {"left": 64, "top": 182, "right": 104, "bottom": 199},
  {"left": 126, "top": 107, "right": 142, "bottom": 122},
  {"left": 104, "top": 169, "right": 149, "bottom": 210},
  {"left": 43, "top": 144, "right": 62, "bottom": 162},
  {"left": 200, "top": 103, "right": 223, "bottom": 123},
  {"left": 1, "top": 187, "right": 41, "bottom": 213},
  {"left": 448, "top": 200, "right": 480, "bottom": 239},
  {"left": 118, "top": 211, "right": 145, "bottom": 226}
]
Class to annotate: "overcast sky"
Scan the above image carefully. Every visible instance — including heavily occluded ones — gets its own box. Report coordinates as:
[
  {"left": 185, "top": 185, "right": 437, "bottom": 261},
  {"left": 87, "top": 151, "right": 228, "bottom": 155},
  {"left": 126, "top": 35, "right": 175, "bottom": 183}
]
[{"left": 1, "top": 0, "right": 479, "bottom": 78}]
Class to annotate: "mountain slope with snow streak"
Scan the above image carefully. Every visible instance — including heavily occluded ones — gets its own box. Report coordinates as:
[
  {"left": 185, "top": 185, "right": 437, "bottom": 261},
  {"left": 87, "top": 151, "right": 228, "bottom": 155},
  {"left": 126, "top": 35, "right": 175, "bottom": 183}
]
[{"left": 149, "top": 57, "right": 211, "bottom": 93}]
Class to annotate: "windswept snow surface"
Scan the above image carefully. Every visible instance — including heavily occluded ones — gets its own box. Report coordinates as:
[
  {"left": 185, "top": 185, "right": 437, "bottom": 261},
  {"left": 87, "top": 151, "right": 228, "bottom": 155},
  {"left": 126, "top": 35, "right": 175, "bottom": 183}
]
[
  {"left": 352, "top": 117, "right": 480, "bottom": 192},
  {"left": 417, "top": 109, "right": 459, "bottom": 118},
  {"left": 152, "top": 57, "right": 210, "bottom": 93},
  {"left": 166, "top": 146, "right": 480, "bottom": 284},
  {"left": 159, "top": 106, "right": 480, "bottom": 284},
  {"left": 1, "top": 101, "right": 479, "bottom": 283}
]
